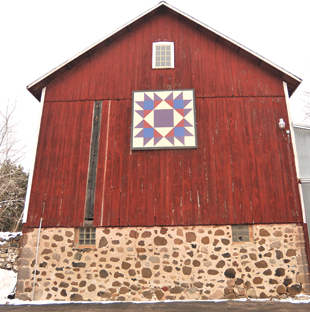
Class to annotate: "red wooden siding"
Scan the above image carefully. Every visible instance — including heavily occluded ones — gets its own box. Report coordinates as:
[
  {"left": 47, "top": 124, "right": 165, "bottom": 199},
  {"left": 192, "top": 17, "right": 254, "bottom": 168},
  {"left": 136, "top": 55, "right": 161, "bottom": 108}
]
[
  {"left": 90, "top": 96, "right": 301, "bottom": 227},
  {"left": 26, "top": 101, "right": 93, "bottom": 227},
  {"left": 25, "top": 12, "right": 302, "bottom": 227},
  {"left": 44, "top": 13, "right": 284, "bottom": 103}
]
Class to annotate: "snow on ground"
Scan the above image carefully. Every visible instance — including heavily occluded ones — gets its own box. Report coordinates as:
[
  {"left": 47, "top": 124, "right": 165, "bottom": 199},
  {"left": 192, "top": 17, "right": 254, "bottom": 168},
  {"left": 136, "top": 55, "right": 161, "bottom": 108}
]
[
  {"left": 0, "top": 232, "right": 21, "bottom": 299},
  {"left": 0, "top": 232, "right": 21, "bottom": 245},
  {"left": 0, "top": 296, "right": 310, "bottom": 306},
  {"left": 0, "top": 269, "right": 16, "bottom": 300}
]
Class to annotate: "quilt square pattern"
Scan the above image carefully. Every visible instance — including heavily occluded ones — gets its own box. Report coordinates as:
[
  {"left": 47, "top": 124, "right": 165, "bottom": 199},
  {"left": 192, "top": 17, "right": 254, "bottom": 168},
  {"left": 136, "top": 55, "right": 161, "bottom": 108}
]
[{"left": 131, "top": 90, "right": 197, "bottom": 150}]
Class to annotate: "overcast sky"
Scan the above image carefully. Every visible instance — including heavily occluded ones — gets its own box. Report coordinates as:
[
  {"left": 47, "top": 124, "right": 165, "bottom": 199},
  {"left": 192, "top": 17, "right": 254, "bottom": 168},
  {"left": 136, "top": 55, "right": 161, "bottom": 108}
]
[{"left": 1, "top": 0, "right": 309, "bottom": 170}]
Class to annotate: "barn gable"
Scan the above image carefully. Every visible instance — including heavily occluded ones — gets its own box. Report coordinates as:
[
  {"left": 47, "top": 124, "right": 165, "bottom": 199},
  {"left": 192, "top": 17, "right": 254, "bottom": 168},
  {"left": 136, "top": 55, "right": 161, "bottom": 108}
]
[{"left": 27, "top": 2, "right": 301, "bottom": 101}]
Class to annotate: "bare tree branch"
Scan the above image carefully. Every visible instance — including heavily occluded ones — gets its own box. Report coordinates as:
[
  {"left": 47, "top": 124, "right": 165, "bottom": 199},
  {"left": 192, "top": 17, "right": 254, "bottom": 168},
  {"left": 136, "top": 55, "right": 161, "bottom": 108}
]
[
  {"left": 302, "top": 91, "right": 310, "bottom": 122},
  {"left": 0, "top": 103, "right": 26, "bottom": 164},
  {"left": 0, "top": 103, "right": 28, "bottom": 232}
]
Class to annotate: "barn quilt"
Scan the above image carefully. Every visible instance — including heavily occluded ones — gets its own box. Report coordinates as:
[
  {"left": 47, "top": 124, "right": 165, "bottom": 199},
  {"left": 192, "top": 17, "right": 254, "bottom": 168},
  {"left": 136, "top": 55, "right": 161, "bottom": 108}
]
[{"left": 131, "top": 90, "right": 197, "bottom": 150}]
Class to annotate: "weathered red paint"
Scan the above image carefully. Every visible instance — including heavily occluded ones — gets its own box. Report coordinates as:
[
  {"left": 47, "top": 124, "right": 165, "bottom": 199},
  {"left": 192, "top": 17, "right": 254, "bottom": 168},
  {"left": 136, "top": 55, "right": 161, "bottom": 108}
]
[
  {"left": 25, "top": 12, "right": 302, "bottom": 228},
  {"left": 26, "top": 101, "right": 93, "bottom": 227}
]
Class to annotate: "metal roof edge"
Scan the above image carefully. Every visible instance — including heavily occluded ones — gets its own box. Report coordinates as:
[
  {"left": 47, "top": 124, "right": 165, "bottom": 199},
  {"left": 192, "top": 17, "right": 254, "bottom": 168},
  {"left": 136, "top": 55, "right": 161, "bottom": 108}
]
[
  {"left": 293, "top": 123, "right": 310, "bottom": 130},
  {"left": 27, "top": 2, "right": 164, "bottom": 91},
  {"left": 163, "top": 2, "right": 302, "bottom": 84}
]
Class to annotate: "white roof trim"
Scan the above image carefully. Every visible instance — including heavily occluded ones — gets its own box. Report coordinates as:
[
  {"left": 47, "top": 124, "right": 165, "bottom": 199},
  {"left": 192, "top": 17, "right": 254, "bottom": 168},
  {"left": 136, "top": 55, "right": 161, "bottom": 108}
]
[
  {"left": 163, "top": 2, "right": 301, "bottom": 83},
  {"left": 27, "top": 2, "right": 164, "bottom": 90},
  {"left": 293, "top": 123, "right": 310, "bottom": 130},
  {"left": 27, "top": 1, "right": 302, "bottom": 91}
]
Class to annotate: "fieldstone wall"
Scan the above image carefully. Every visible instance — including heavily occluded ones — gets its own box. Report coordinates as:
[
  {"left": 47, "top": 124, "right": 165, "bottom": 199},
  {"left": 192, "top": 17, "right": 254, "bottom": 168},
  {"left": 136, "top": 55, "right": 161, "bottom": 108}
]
[
  {"left": 0, "top": 233, "right": 21, "bottom": 273},
  {"left": 16, "top": 224, "right": 310, "bottom": 301}
]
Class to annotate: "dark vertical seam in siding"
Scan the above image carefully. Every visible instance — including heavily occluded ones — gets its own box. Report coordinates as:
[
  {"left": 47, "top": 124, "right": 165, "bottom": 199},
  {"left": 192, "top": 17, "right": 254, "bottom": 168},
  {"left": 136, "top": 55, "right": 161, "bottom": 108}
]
[{"left": 85, "top": 101, "right": 103, "bottom": 220}]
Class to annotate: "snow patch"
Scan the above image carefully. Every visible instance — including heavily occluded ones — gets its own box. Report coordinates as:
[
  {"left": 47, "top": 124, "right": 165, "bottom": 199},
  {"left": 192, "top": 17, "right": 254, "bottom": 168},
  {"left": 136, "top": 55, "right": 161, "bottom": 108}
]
[
  {"left": 0, "top": 269, "right": 16, "bottom": 300},
  {"left": 0, "top": 232, "right": 21, "bottom": 245},
  {"left": 0, "top": 296, "right": 310, "bottom": 306}
]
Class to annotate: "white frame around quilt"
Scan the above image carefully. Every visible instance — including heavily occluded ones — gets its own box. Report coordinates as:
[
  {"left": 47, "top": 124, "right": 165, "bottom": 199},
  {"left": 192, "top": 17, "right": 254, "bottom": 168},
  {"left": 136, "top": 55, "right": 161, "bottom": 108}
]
[{"left": 131, "top": 89, "right": 197, "bottom": 150}]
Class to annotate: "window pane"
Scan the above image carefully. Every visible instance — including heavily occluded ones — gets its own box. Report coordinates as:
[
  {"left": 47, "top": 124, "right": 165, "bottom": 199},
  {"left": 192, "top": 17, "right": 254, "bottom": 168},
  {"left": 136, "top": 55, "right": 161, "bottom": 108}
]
[
  {"left": 153, "top": 43, "right": 173, "bottom": 68},
  {"left": 232, "top": 225, "right": 250, "bottom": 243},
  {"left": 79, "top": 228, "right": 96, "bottom": 246}
]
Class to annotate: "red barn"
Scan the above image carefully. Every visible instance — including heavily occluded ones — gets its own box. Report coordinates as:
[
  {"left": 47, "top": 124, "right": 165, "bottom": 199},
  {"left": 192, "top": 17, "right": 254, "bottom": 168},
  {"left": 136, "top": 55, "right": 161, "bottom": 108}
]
[{"left": 17, "top": 2, "right": 309, "bottom": 301}]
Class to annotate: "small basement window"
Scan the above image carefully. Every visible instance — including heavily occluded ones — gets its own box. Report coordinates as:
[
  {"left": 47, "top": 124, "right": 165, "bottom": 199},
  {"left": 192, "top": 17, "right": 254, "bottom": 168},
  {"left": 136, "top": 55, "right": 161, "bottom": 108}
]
[
  {"left": 232, "top": 225, "right": 252, "bottom": 243},
  {"left": 152, "top": 42, "right": 174, "bottom": 69},
  {"left": 77, "top": 227, "right": 96, "bottom": 246}
]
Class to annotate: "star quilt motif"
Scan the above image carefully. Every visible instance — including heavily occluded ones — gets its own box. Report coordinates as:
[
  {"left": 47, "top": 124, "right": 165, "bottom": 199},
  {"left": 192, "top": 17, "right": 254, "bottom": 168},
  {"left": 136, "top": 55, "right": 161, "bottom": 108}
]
[{"left": 131, "top": 90, "right": 197, "bottom": 149}]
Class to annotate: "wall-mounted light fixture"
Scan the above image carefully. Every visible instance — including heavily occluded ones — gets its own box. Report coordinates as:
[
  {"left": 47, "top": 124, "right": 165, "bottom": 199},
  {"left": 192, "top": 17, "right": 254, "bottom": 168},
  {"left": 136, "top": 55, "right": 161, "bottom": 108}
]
[{"left": 278, "top": 118, "right": 285, "bottom": 129}]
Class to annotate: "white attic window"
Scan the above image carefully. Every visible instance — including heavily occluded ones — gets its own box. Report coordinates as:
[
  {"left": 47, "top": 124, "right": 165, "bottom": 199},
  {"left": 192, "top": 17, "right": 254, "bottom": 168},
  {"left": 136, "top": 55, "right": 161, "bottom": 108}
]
[{"left": 152, "top": 42, "right": 174, "bottom": 69}]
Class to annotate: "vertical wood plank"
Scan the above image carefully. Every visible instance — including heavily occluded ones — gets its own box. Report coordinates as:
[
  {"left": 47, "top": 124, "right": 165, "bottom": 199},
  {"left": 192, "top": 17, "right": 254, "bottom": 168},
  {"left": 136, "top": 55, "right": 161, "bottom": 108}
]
[{"left": 85, "top": 101, "right": 103, "bottom": 220}]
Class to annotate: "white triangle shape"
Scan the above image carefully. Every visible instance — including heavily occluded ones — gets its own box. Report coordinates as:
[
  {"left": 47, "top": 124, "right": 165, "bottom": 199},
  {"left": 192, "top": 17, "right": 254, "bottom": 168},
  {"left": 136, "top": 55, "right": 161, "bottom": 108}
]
[
  {"left": 155, "top": 101, "right": 173, "bottom": 110},
  {"left": 174, "top": 109, "right": 183, "bottom": 126},
  {"left": 155, "top": 137, "right": 171, "bottom": 147},
  {"left": 155, "top": 127, "right": 173, "bottom": 137},
  {"left": 133, "top": 113, "right": 143, "bottom": 127},
  {"left": 144, "top": 138, "right": 154, "bottom": 147},
  {"left": 144, "top": 110, "right": 154, "bottom": 127}
]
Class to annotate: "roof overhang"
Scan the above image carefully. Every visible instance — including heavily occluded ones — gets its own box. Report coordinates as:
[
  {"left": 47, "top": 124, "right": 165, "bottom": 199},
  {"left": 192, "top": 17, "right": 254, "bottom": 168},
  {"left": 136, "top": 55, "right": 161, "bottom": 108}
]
[
  {"left": 27, "top": 1, "right": 302, "bottom": 101},
  {"left": 293, "top": 124, "right": 310, "bottom": 130}
]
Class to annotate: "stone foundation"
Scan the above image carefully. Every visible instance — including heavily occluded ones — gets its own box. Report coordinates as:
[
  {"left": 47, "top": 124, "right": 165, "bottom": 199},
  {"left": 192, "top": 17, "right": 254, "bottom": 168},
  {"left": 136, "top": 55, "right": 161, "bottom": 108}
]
[
  {"left": 0, "top": 232, "right": 21, "bottom": 272},
  {"left": 16, "top": 224, "right": 310, "bottom": 301}
]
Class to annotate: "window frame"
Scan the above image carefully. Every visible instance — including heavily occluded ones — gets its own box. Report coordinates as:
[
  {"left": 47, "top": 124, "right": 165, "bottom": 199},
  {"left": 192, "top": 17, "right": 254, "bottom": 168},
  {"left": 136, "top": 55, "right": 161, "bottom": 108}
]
[
  {"left": 152, "top": 42, "right": 174, "bottom": 69},
  {"left": 76, "top": 227, "right": 96, "bottom": 247},
  {"left": 232, "top": 225, "right": 253, "bottom": 244}
]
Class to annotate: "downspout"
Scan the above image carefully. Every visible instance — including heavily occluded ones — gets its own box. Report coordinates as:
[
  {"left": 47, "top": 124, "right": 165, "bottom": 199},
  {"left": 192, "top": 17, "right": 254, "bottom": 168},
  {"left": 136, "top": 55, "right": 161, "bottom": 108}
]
[
  {"left": 31, "top": 217, "right": 43, "bottom": 301},
  {"left": 283, "top": 81, "right": 310, "bottom": 293}
]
